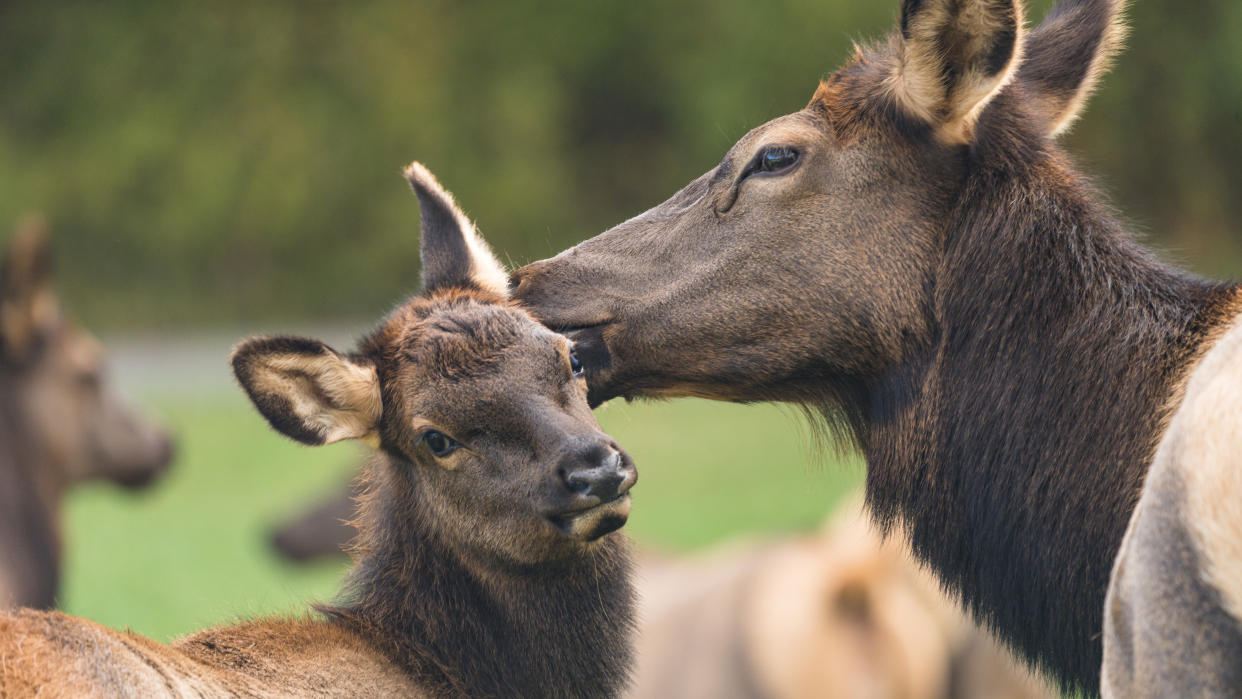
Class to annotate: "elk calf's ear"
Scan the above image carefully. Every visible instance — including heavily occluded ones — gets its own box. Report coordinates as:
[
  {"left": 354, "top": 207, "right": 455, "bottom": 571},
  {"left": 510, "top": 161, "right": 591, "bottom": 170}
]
[
  {"left": 0, "top": 217, "right": 60, "bottom": 360},
  {"left": 403, "top": 161, "right": 509, "bottom": 297},
  {"left": 889, "top": 0, "right": 1025, "bottom": 144},
  {"left": 231, "top": 337, "right": 382, "bottom": 447}
]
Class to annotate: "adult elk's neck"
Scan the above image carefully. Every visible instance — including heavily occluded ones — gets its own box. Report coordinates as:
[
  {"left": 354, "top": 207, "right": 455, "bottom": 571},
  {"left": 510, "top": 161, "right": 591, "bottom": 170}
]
[
  {"left": 862, "top": 149, "right": 1240, "bottom": 694},
  {"left": 325, "top": 459, "right": 635, "bottom": 698}
]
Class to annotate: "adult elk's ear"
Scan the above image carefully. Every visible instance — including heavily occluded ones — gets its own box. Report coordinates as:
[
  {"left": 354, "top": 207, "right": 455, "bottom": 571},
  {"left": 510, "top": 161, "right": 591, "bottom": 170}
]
[
  {"left": 403, "top": 161, "right": 509, "bottom": 297},
  {"left": 232, "top": 336, "right": 382, "bottom": 447},
  {"left": 1015, "top": 0, "right": 1126, "bottom": 138},
  {"left": 888, "top": 0, "right": 1026, "bottom": 144},
  {"left": 1, "top": 217, "right": 60, "bottom": 362}
]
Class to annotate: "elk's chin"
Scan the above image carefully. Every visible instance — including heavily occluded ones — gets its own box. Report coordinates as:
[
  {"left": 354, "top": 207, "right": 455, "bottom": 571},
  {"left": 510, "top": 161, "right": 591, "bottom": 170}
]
[
  {"left": 111, "top": 463, "right": 170, "bottom": 490},
  {"left": 548, "top": 494, "right": 632, "bottom": 542}
]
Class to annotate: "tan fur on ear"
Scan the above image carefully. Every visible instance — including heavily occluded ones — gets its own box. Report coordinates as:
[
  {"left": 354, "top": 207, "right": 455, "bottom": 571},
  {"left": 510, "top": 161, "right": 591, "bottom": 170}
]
[
  {"left": 1044, "top": 8, "right": 1127, "bottom": 137},
  {"left": 887, "top": 0, "right": 1026, "bottom": 144},
  {"left": 1015, "top": 0, "right": 1128, "bottom": 140},
  {"left": 1048, "top": 19, "right": 1127, "bottom": 136},
  {"left": 403, "top": 162, "right": 509, "bottom": 297},
  {"left": 243, "top": 348, "right": 382, "bottom": 445}
]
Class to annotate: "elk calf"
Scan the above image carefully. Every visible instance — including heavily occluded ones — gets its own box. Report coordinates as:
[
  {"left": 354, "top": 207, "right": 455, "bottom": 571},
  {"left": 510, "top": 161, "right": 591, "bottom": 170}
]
[
  {"left": 0, "top": 219, "right": 173, "bottom": 610},
  {"left": 0, "top": 164, "right": 638, "bottom": 698}
]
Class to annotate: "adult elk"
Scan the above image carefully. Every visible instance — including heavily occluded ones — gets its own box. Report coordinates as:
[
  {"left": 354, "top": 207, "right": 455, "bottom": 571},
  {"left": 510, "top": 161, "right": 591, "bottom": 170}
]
[
  {"left": 0, "top": 164, "right": 638, "bottom": 698},
  {"left": 512, "top": 0, "right": 1241, "bottom": 694},
  {"left": 0, "top": 220, "right": 173, "bottom": 610}
]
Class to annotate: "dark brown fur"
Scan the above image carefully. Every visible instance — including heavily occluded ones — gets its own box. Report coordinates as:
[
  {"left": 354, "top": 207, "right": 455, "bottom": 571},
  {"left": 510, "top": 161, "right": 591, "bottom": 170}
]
[{"left": 512, "top": 0, "right": 1237, "bottom": 693}]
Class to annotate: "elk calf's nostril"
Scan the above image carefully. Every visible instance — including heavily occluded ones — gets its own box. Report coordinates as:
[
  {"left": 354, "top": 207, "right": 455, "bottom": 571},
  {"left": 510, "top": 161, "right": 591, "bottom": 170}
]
[
  {"left": 565, "top": 466, "right": 626, "bottom": 500},
  {"left": 565, "top": 469, "right": 592, "bottom": 495}
]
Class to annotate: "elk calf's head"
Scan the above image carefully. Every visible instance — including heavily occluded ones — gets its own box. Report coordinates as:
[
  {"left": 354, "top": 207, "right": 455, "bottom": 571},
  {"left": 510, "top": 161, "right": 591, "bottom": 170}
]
[{"left": 233, "top": 164, "right": 637, "bottom": 567}]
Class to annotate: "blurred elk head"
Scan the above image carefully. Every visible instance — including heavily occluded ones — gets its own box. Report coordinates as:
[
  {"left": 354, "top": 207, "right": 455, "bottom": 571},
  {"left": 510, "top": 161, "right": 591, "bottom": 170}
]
[
  {"left": 1, "top": 219, "right": 174, "bottom": 491},
  {"left": 1, "top": 219, "right": 174, "bottom": 609}
]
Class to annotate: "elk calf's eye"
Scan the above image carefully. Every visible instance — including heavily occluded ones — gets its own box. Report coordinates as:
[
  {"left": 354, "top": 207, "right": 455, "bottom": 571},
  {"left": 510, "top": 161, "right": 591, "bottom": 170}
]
[
  {"left": 570, "top": 349, "right": 584, "bottom": 377},
  {"left": 423, "top": 431, "right": 458, "bottom": 457},
  {"left": 759, "top": 147, "right": 798, "bottom": 173}
]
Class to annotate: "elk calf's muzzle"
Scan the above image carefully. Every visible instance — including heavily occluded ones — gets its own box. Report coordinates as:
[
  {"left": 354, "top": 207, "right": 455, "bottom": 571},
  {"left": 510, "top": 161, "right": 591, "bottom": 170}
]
[
  {"left": 562, "top": 444, "right": 634, "bottom": 501},
  {"left": 549, "top": 441, "right": 636, "bottom": 541}
]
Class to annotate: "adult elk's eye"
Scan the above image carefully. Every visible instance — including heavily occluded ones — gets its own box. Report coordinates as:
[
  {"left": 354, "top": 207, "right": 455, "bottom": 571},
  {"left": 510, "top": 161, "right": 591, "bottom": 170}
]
[
  {"left": 758, "top": 146, "right": 798, "bottom": 174},
  {"left": 422, "top": 431, "right": 460, "bottom": 458},
  {"left": 569, "top": 348, "right": 584, "bottom": 377}
]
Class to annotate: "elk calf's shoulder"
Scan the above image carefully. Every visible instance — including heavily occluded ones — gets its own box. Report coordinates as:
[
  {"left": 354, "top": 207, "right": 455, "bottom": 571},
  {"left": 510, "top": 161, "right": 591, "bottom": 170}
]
[{"left": 0, "top": 163, "right": 639, "bottom": 698}]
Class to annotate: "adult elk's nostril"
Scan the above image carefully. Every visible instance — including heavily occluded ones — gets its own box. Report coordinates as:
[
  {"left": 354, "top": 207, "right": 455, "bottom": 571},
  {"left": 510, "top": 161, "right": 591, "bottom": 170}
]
[
  {"left": 508, "top": 262, "right": 541, "bottom": 297},
  {"left": 561, "top": 447, "right": 633, "bottom": 502},
  {"left": 507, "top": 269, "right": 526, "bottom": 297}
]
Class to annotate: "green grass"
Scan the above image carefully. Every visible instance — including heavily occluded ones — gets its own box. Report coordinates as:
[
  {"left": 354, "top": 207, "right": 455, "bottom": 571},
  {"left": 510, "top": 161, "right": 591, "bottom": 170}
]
[{"left": 61, "top": 394, "right": 861, "bottom": 642}]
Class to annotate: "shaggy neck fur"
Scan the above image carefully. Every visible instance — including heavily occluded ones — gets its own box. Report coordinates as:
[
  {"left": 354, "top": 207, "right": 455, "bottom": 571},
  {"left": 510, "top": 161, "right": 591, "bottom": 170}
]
[
  {"left": 325, "top": 459, "right": 635, "bottom": 699},
  {"left": 858, "top": 102, "right": 1240, "bottom": 694},
  {"left": 0, "top": 368, "right": 59, "bottom": 609}
]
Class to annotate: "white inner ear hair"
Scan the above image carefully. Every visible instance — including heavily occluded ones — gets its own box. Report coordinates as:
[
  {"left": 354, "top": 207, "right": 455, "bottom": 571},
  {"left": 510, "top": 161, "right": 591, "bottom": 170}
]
[{"left": 255, "top": 353, "right": 382, "bottom": 445}]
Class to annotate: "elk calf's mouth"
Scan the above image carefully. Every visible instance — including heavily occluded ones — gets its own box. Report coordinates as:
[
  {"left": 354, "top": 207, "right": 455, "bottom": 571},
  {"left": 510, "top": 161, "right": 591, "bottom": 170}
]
[{"left": 549, "top": 493, "right": 633, "bottom": 541}]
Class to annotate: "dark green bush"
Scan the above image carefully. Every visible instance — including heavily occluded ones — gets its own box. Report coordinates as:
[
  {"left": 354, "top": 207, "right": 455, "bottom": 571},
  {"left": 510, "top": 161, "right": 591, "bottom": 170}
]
[{"left": 1, "top": 0, "right": 1238, "bottom": 329}]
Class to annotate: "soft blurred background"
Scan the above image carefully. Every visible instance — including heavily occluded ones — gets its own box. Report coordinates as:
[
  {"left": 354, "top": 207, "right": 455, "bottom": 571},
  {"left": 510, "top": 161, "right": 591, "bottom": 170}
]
[{"left": 0, "top": 0, "right": 1237, "bottom": 687}]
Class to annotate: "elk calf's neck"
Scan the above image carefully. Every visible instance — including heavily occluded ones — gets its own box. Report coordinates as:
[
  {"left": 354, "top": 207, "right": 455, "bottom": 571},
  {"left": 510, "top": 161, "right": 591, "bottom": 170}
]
[{"left": 0, "top": 164, "right": 637, "bottom": 699}]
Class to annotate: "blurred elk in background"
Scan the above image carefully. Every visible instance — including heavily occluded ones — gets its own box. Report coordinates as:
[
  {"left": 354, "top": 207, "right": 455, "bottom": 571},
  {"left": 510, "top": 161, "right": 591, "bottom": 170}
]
[
  {"left": 631, "top": 497, "right": 1050, "bottom": 699},
  {"left": 270, "top": 472, "right": 363, "bottom": 562},
  {"left": 0, "top": 220, "right": 174, "bottom": 610}
]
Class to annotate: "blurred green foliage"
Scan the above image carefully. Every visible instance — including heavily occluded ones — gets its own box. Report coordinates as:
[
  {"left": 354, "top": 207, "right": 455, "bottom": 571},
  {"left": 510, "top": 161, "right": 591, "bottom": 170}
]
[{"left": 2, "top": 0, "right": 1240, "bottom": 330}]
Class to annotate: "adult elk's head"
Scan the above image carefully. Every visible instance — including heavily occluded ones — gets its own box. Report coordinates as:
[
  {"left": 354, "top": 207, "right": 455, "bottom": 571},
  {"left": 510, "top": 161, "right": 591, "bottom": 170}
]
[{"left": 513, "top": 0, "right": 1123, "bottom": 418}]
